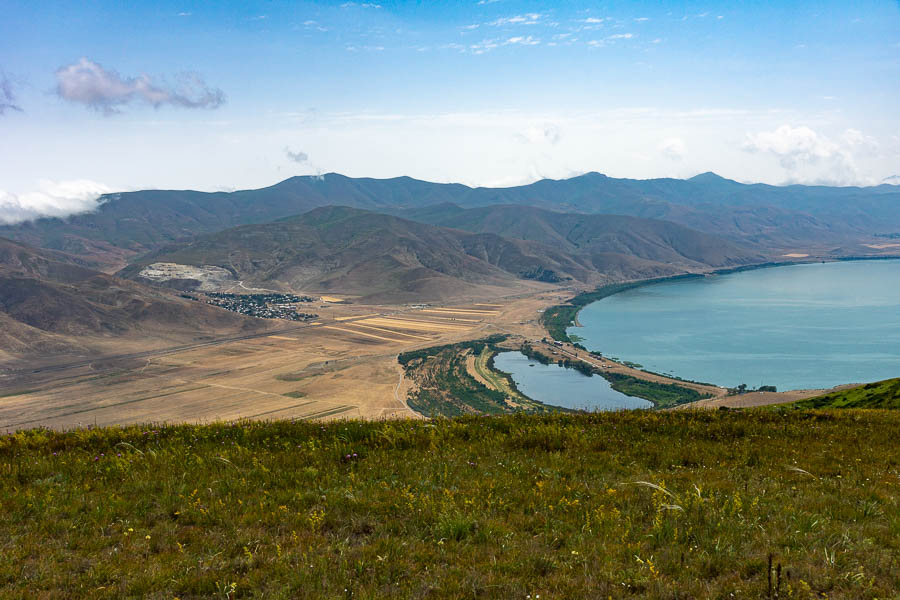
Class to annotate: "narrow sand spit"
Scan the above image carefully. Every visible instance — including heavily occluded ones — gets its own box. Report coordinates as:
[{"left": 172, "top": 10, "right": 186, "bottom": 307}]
[{"left": 677, "top": 384, "right": 859, "bottom": 409}]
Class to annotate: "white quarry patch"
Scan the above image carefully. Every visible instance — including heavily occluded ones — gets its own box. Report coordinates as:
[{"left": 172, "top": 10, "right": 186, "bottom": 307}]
[{"left": 138, "top": 262, "right": 236, "bottom": 291}]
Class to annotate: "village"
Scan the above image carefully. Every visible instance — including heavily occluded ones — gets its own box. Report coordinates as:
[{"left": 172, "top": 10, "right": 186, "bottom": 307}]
[{"left": 202, "top": 292, "right": 319, "bottom": 321}]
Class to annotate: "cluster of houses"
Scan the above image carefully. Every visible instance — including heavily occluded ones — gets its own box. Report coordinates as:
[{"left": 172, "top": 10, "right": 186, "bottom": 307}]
[{"left": 203, "top": 292, "right": 319, "bottom": 321}]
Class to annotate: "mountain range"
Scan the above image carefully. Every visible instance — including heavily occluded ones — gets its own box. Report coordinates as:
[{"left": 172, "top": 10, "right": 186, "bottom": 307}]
[
  {"left": 2, "top": 172, "right": 898, "bottom": 271},
  {"left": 119, "top": 206, "right": 761, "bottom": 303},
  {"left": 2, "top": 171, "right": 897, "bottom": 361}
]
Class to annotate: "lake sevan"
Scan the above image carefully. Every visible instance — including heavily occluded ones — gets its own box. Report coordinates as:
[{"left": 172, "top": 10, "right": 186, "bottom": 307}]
[
  {"left": 492, "top": 351, "right": 652, "bottom": 411},
  {"left": 570, "top": 260, "right": 900, "bottom": 391}
]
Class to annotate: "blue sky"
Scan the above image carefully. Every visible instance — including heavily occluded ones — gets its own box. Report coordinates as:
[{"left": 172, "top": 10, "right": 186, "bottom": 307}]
[{"left": 1, "top": 0, "right": 899, "bottom": 221}]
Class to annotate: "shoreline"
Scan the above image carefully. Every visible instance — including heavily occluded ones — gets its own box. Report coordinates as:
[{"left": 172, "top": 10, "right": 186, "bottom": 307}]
[{"left": 543, "top": 256, "right": 900, "bottom": 404}]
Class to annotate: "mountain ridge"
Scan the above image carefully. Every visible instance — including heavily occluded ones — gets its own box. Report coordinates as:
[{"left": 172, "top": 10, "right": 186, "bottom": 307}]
[
  {"left": 120, "top": 206, "right": 762, "bottom": 303},
  {"left": 3, "top": 172, "right": 898, "bottom": 269}
]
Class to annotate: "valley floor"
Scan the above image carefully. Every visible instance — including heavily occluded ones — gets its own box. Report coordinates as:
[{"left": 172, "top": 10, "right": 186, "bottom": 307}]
[
  {"left": 0, "top": 290, "right": 569, "bottom": 430},
  {"left": 1, "top": 277, "right": 856, "bottom": 429}
]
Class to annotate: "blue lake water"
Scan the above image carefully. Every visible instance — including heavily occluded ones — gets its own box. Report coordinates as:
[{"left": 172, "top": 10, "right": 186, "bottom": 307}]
[
  {"left": 492, "top": 351, "right": 652, "bottom": 411},
  {"left": 570, "top": 260, "right": 900, "bottom": 391}
]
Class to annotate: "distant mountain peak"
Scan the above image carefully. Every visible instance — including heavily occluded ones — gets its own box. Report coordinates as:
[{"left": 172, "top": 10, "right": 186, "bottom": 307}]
[
  {"left": 689, "top": 171, "right": 728, "bottom": 182},
  {"left": 883, "top": 175, "right": 900, "bottom": 186}
]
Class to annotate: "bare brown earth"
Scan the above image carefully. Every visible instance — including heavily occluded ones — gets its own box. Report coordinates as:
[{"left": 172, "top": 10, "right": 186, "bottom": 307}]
[{"left": 0, "top": 291, "right": 561, "bottom": 430}]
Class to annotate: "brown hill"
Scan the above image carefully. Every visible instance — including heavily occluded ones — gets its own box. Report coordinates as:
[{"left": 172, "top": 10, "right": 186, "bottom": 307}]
[
  {"left": 0, "top": 238, "right": 266, "bottom": 364},
  {"left": 122, "top": 206, "right": 760, "bottom": 303},
  {"left": 399, "top": 204, "right": 764, "bottom": 269}
]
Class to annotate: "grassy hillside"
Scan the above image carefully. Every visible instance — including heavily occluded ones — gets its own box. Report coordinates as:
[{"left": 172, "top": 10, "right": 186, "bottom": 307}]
[
  {"left": 789, "top": 378, "right": 900, "bottom": 409},
  {"left": 2, "top": 411, "right": 898, "bottom": 598}
]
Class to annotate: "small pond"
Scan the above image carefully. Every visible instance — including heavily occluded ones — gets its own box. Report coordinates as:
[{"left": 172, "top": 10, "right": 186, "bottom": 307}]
[{"left": 492, "top": 351, "right": 653, "bottom": 411}]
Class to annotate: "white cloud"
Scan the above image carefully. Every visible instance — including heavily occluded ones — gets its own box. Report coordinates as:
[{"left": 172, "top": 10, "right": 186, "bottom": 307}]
[
  {"left": 0, "top": 180, "right": 113, "bottom": 224},
  {"left": 345, "top": 45, "right": 384, "bottom": 52},
  {"left": 0, "top": 72, "right": 22, "bottom": 115},
  {"left": 659, "top": 137, "right": 687, "bottom": 160},
  {"left": 841, "top": 128, "right": 878, "bottom": 153},
  {"left": 55, "top": 58, "right": 225, "bottom": 114},
  {"left": 505, "top": 36, "right": 540, "bottom": 46},
  {"left": 608, "top": 33, "right": 634, "bottom": 40},
  {"left": 285, "top": 148, "right": 309, "bottom": 163},
  {"left": 742, "top": 125, "right": 875, "bottom": 185},
  {"left": 516, "top": 124, "right": 561, "bottom": 144},
  {"left": 468, "top": 39, "right": 501, "bottom": 53},
  {"left": 490, "top": 13, "right": 541, "bottom": 26},
  {"left": 302, "top": 20, "right": 328, "bottom": 31},
  {"left": 743, "top": 125, "right": 839, "bottom": 169},
  {"left": 582, "top": 17, "right": 604, "bottom": 24}
]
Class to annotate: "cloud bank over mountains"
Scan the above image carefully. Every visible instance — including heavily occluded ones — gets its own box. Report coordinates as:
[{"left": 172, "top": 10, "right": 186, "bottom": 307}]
[
  {"left": 54, "top": 58, "right": 225, "bottom": 114},
  {"left": 0, "top": 180, "right": 112, "bottom": 225},
  {"left": 743, "top": 125, "right": 881, "bottom": 186}
]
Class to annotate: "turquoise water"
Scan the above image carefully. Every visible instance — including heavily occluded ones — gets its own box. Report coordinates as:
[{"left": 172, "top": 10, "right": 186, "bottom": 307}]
[
  {"left": 571, "top": 260, "right": 900, "bottom": 391},
  {"left": 492, "top": 351, "right": 652, "bottom": 411}
]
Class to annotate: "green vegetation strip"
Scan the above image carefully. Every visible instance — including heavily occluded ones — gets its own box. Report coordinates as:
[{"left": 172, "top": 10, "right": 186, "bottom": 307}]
[
  {"left": 1, "top": 411, "right": 898, "bottom": 598},
  {"left": 399, "top": 336, "right": 552, "bottom": 417},
  {"left": 787, "top": 378, "right": 900, "bottom": 410}
]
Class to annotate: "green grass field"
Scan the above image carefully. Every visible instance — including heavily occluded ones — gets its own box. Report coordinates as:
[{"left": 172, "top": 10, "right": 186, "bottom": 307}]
[
  {"left": 788, "top": 378, "right": 900, "bottom": 410},
  {"left": 472, "top": 346, "right": 528, "bottom": 404},
  {"left": 2, "top": 410, "right": 898, "bottom": 598},
  {"left": 400, "top": 337, "right": 550, "bottom": 417}
]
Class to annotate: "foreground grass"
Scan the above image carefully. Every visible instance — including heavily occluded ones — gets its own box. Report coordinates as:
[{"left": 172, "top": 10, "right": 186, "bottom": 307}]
[{"left": 2, "top": 411, "right": 899, "bottom": 598}]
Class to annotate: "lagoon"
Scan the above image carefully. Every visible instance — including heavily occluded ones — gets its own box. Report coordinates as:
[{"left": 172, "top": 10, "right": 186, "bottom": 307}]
[
  {"left": 571, "top": 260, "right": 900, "bottom": 391},
  {"left": 492, "top": 351, "right": 652, "bottom": 411}
]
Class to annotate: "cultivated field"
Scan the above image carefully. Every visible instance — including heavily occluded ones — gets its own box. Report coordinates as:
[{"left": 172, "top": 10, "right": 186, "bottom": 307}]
[{"left": 0, "top": 294, "right": 562, "bottom": 430}]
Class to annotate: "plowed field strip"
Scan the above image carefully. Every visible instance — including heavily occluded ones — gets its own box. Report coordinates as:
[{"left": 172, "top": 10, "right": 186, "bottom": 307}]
[
  {"left": 243, "top": 400, "right": 318, "bottom": 419},
  {"left": 302, "top": 405, "right": 356, "bottom": 420},
  {"left": 422, "top": 309, "right": 498, "bottom": 316},
  {"left": 350, "top": 322, "right": 433, "bottom": 340},
  {"left": 407, "top": 314, "right": 481, "bottom": 322},
  {"left": 363, "top": 317, "right": 472, "bottom": 332},
  {"left": 322, "top": 325, "right": 407, "bottom": 343}
]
